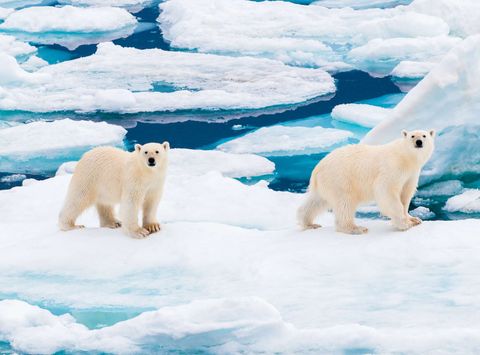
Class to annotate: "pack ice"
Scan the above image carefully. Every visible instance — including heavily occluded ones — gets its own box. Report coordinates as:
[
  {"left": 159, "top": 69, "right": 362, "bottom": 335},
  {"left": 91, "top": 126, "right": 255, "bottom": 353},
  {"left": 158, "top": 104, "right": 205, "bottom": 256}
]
[
  {"left": 158, "top": 0, "right": 477, "bottom": 77},
  {"left": 0, "top": 42, "right": 335, "bottom": 113}
]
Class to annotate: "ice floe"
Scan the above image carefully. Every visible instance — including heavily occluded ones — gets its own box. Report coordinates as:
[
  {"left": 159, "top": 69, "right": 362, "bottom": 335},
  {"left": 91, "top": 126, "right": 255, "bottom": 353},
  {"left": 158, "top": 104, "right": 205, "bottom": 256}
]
[
  {"left": 158, "top": 0, "right": 462, "bottom": 75},
  {"left": 332, "top": 103, "right": 391, "bottom": 128},
  {"left": 363, "top": 35, "right": 480, "bottom": 182},
  {"left": 1, "top": 167, "right": 480, "bottom": 353},
  {"left": 0, "top": 42, "right": 335, "bottom": 113},
  {"left": 0, "top": 119, "right": 126, "bottom": 173},
  {"left": 0, "top": 7, "right": 13, "bottom": 19},
  {"left": 444, "top": 189, "right": 480, "bottom": 214},
  {"left": 217, "top": 126, "right": 353, "bottom": 156},
  {"left": 313, "top": 0, "right": 412, "bottom": 9},
  {"left": 58, "top": 0, "right": 154, "bottom": 12}
]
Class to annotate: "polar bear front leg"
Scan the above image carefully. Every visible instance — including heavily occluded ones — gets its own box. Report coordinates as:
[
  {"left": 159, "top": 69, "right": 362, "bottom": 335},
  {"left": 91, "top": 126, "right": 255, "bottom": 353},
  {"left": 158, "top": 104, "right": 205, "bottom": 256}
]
[
  {"left": 142, "top": 189, "right": 163, "bottom": 234},
  {"left": 120, "top": 188, "right": 149, "bottom": 239},
  {"left": 375, "top": 182, "right": 412, "bottom": 231},
  {"left": 401, "top": 177, "right": 422, "bottom": 226}
]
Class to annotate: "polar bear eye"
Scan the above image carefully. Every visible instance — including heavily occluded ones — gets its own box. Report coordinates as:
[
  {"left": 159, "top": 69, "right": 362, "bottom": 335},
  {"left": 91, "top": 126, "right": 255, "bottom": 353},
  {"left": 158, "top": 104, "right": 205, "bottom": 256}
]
[
  {"left": 155, "top": 150, "right": 159, "bottom": 154},
  {"left": 144, "top": 151, "right": 148, "bottom": 154},
  {"left": 422, "top": 135, "right": 426, "bottom": 138},
  {"left": 411, "top": 135, "right": 414, "bottom": 138}
]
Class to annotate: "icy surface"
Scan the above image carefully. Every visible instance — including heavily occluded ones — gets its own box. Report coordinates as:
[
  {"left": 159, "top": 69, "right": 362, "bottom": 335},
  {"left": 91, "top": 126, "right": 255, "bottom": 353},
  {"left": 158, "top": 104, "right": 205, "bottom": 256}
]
[
  {"left": 159, "top": 0, "right": 461, "bottom": 75},
  {"left": 0, "top": 119, "right": 126, "bottom": 173},
  {"left": 217, "top": 126, "right": 353, "bottom": 156},
  {"left": 363, "top": 35, "right": 480, "bottom": 182},
  {"left": 0, "top": 5, "right": 137, "bottom": 33},
  {"left": 0, "top": 34, "right": 36, "bottom": 58},
  {"left": 410, "top": 206, "right": 435, "bottom": 220},
  {"left": 444, "top": 189, "right": 480, "bottom": 213},
  {"left": 0, "top": 7, "right": 13, "bottom": 19},
  {"left": 58, "top": 0, "right": 154, "bottom": 12},
  {"left": 1, "top": 167, "right": 480, "bottom": 353},
  {"left": 313, "top": 0, "right": 412, "bottom": 9},
  {"left": 0, "top": 42, "right": 335, "bottom": 113},
  {"left": 391, "top": 60, "right": 436, "bottom": 79},
  {"left": 332, "top": 103, "right": 391, "bottom": 128}
]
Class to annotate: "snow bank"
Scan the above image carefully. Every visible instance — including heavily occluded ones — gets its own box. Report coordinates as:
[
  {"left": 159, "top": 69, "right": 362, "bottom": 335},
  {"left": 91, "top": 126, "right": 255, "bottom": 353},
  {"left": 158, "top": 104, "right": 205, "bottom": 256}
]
[
  {"left": 0, "top": 5, "right": 137, "bottom": 33},
  {"left": 363, "top": 35, "right": 480, "bottom": 182},
  {"left": 0, "top": 42, "right": 335, "bottom": 113},
  {"left": 158, "top": 0, "right": 458, "bottom": 75},
  {"left": 444, "top": 189, "right": 480, "bottom": 213},
  {"left": 332, "top": 103, "right": 391, "bottom": 128},
  {"left": 217, "top": 126, "right": 353, "bottom": 156}
]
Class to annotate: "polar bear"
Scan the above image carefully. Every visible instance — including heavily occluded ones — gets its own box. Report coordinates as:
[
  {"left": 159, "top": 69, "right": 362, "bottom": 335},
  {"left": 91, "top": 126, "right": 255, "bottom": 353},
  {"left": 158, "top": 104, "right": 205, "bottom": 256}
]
[
  {"left": 58, "top": 142, "right": 169, "bottom": 238},
  {"left": 297, "top": 130, "right": 435, "bottom": 234}
]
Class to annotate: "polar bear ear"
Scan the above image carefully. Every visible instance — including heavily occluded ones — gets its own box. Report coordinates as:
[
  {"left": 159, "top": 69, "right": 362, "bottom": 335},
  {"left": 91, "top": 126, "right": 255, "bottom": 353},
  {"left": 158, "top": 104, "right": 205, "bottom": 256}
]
[
  {"left": 135, "top": 144, "right": 142, "bottom": 152},
  {"left": 429, "top": 129, "right": 436, "bottom": 138},
  {"left": 162, "top": 141, "right": 170, "bottom": 150},
  {"left": 402, "top": 130, "right": 408, "bottom": 138}
]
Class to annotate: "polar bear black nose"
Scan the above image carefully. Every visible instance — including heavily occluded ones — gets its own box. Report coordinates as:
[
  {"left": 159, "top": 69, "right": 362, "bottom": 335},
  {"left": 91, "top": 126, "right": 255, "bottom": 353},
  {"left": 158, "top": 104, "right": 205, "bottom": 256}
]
[
  {"left": 416, "top": 140, "right": 423, "bottom": 147},
  {"left": 148, "top": 157, "right": 155, "bottom": 165}
]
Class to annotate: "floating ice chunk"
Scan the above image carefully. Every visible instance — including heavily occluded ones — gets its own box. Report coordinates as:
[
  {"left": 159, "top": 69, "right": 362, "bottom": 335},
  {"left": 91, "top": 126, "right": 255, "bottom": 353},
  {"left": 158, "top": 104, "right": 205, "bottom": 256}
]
[
  {"left": 217, "top": 126, "right": 353, "bottom": 156},
  {"left": 158, "top": 0, "right": 449, "bottom": 73},
  {"left": 313, "top": 0, "right": 412, "bottom": 9},
  {"left": 0, "top": 42, "right": 335, "bottom": 113},
  {"left": 408, "top": 0, "right": 480, "bottom": 37},
  {"left": 444, "top": 189, "right": 480, "bottom": 213},
  {"left": 0, "top": 5, "right": 137, "bottom": 33},
  {"left": 363, "top": 35, "right": 480, "bottom": 181},
  {"left": 332, "top": 104, "right": 391, "bottom": 128},
  {"left": 390, "top": 60, "right": 436, "bottom": 79},
  {"left": 58, "top": 0, "right": 154, "bottom": 12},
  {"left": 0, "top": 173, "right": 25, "bottom": 183},
  {"left": 417, "top": 180, "right": 464, "bottom": 198},
  {"left": 410, "top": 206, "right": 435, "bottom": 220},
  {"left": 0, "top": 119, "right": 126, "bottom": 173},
  {"left": 348, "top": 36, "right": 460, "bottom": 76},
  {"left": 0, "top": 34, "right": 36, "bottom": 58}
]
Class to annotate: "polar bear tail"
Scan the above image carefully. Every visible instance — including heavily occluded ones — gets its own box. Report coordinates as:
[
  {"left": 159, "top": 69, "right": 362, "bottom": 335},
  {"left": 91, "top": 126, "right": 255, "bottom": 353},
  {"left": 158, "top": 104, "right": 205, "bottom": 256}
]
[{"left": 297, "top": 192, "right": 328, "bottom": 230}]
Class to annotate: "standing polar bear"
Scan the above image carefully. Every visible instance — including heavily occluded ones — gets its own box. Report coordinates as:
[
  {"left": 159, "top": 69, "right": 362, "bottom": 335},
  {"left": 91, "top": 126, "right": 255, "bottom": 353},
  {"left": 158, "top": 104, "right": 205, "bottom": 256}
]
[
  {"left": 298, "top": 130, "right": 435, "bottom": 234},
  {"left": 59, "top": 142, "right": 169, "bottom": 238}
]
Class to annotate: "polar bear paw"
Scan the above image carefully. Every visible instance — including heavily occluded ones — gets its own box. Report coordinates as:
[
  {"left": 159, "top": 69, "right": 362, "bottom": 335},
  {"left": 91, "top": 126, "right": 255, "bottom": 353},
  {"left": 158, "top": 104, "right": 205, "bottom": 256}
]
[
  {"left": 128, "top": 227, "right": 150, "bottom": 239},
  {"left": 302, "top": 223, "right": 322, "bottom": 230},
  {"left": 408, "top": 215, "right": 422, "bottom": 226},
  {"left": 103, "top": 220, "right": 122, "bottom": 229},
  {"left": 337, "top": 225, "right": 368, "bottom": 235},
  {"left": 144, "top": 222, "right": 161, "bottom": 234}
]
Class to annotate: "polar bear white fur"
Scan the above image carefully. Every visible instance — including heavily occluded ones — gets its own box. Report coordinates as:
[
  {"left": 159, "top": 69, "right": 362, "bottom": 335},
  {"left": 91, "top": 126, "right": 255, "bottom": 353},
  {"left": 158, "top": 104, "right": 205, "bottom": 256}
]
[
  {"left": 58, "top": 142, "right": 169, "bottom": 238},
  {"left": 298, "top": 130, "right": 435, "bottom": 234}
]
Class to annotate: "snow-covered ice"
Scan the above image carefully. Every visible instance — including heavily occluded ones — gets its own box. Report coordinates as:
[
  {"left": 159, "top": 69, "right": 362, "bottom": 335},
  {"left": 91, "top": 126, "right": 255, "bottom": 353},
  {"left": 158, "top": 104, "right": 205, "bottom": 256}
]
[
  {"left": 0, "top": 5, "right": 137, "bottom": 33},
  {"left": 217, "top": 126, "right": 353, "bottom": 156},
  {"left": 0, "top": 119, "right": 126, "bottom": 173},
  {"left": 363, "top": 35, "right": 480, "bottom": 182},
  {"left": 58, "top": 0, "right": 154, "bottom": 12},
  {"left": 391, "top": 60, "right": 436, "bottom": 79},
  {"left": 0, "top": 42, "right": 335, "bottom": 113},
  {"left": 332, "top": 103, "right": 391, "bottom": 128},
  {"left": 1, "top": 154, "right": 480, "bottom": 353},
  {"left": 158, "top": 0, "right": 465, "bottom": 75},
  {"left": 313, "top": 0, "right": 412, "bottom": 9},
  {"left": 0, "top": 34, "right": 36, "bottom": 59},
  {"left": 444, "top": 189, "right": 480, "bottom": 214}
]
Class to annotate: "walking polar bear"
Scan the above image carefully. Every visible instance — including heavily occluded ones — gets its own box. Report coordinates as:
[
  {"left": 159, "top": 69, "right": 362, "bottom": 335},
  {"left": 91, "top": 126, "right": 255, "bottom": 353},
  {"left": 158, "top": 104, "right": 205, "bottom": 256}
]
[
  {"left": 59, "top": 142, "right": 169, "bottom": 239},
  {"left": 298, "top": 130, "right": 435, "bottom": 234}
]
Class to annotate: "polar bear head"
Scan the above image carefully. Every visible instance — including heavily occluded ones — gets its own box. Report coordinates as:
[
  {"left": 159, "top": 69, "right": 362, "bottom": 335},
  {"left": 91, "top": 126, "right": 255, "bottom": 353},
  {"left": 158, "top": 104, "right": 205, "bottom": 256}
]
[
  {"left": 401, "top": 129, "right": 435, "bottom": 162},
  {"left": 135, "top": 142, "right": 169, "bottom": 169}
]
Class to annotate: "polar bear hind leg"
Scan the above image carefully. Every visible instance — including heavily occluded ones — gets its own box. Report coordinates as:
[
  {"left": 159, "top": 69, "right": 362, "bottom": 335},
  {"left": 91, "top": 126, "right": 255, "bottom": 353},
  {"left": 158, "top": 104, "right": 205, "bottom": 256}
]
[
  {"left": 297, "top": 193, "right": 328, "bottom": 230},
  {"left": 333, "top": 198, "right": 368, "bottom": 235}
]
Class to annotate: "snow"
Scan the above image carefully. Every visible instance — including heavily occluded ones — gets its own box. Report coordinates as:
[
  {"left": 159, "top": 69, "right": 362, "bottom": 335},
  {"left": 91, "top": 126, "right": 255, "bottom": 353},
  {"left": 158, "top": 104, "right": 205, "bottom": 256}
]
[
  {"left": 0, "top": 53, "right": 48, "bottom": 85},
  {"left": 58, "top": 0, "right": 154, "bottom": 12},
  {"left": 0, "top": 5, "right": 137, "bottom": 33},
  {"left": 444, "top": 189, "right": 480, "bottom": 213},
  {"left": 0, "top": 42, "right": 335, "bottom": 113},
  {"left": 0, "top": 7, "right": 13, "bottom": 19},
  {"left": 158, "top": 0, "right": 460, "bottom": 75},
  {"left": 0, "top": 34, "right": 36, "bottom": 59},
  {"left": 331, "top": 103, "right": 391, "bottom": 128},
  {"left": 410, "top": 206, "right": 435, "bottom": 220},
  {"left": 363, "top": 35, "right": 480, "bottom": 182},
  {"left": 1, "top": 167, "right": 480, "bottom": 353},
  {"left": 217, "top": 126, "right": 353, "bottom": 156}
]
